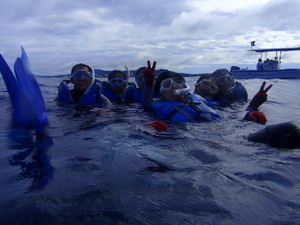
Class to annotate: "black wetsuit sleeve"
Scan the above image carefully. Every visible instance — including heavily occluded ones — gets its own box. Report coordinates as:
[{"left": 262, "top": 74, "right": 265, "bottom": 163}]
[
  {"left": 141, "top": 85, "right": 154, "bottom": 108},
  {"left": 70, "top": 90, "right": 85, "bottom": 104}
]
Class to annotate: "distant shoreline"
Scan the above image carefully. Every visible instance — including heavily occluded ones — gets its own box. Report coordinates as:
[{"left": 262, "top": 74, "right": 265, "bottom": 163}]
[{"left": 34, "top": 69, "right": 209, "bottom": 78}]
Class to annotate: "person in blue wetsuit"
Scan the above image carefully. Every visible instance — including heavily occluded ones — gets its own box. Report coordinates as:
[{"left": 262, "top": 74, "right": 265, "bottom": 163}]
[
  {"left": 193, "top": 74, "right": 220, "bottom": 107},
  {"left": 142, "top": 61, "right": 220, "bottom": 122},
  {"left": 101, "top": 70, "right": 136, "bottom": 104},
  {"left": 131, "top": 66, "right": 146, "bottom": 103},
  {"left": 129, "top": 66, "right": 159, "bottom": 103},
  {"left": 194, "top": 75, "right": 218, "bottom": 100},
  {"left": 211, "top": 68, "right": 248, "bottom": 104},
  {"left": 57, "top": 63, "right": 111, "bottom": 106}
]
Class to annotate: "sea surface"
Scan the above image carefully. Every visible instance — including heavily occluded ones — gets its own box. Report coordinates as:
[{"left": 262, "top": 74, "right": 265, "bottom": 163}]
[{"left": 0, "top": 76, "right": 300, "bottom": 225}]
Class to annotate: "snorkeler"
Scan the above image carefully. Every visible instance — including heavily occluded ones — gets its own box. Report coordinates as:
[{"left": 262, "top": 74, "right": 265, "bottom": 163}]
[
  {"left": 127, "top": 66, "right": 159, "bottom": 103},
  {"left": 128, "top": 67, "right": 146, "bottom": 103},
  {"left": 243, "top": 81, "right": 273, "bottom": 124},
  {"left": 211, "top": 68, "right": 248, "bottom": 104},
  {"left": 57, "top": 63, "right": 111, "bottom": 106},
  {"left": 244, "top": 81, "right": 300, "bottom": 149},
  {"left": 194, "top": 74, "right": 219, "bottom": 100},
  {"left": 142, "top": 60, "right": 220, "bottom": 122},
  {"left": 101, "top": 70, "right": 136, "bottom": 104},
  {"left": 193, "top": 74, "right": 220, "bottom": 108}
]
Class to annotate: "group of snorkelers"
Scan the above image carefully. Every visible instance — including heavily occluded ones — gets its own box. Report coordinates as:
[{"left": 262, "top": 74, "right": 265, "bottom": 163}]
[
  {"left": 58, "top": 61, "right": 267, "bottom": 123},
  {"left": 56, "top": 60, "right": 300, "bottom": 149}
]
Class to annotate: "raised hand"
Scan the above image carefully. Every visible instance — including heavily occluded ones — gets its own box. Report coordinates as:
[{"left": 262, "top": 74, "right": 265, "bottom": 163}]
[
  {"left": 248, "top": 81, "right": 273, "bottom": 110},
  {"left": 143, "top": 60, "right": 156, "bottom": 86}
]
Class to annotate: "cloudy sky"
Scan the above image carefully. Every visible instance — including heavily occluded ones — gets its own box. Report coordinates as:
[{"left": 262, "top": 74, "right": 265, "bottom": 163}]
[{"left": 1, "top": 0, "right": 300, "bottom": 75}]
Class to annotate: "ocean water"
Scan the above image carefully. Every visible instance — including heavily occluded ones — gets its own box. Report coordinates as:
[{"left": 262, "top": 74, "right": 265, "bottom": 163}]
[{"left": 0, "top": 76, "right": 300, "bottom": 225}]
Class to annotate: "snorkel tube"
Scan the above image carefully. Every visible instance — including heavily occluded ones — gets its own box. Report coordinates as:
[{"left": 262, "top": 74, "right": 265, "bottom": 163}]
[
  {"left": 83, "top": 67, "right": 95, "bottom": 95},
  {"left": 174, "top": 84, "right": 190, "bottom": 96},
  {"left": 125, "top": 65, "right": 130, "bottom": 81}
]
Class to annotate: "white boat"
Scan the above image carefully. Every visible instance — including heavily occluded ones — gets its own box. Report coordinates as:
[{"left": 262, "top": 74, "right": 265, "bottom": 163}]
[{"left": 230, "top": 47, "right": 300, "bottom": 79}]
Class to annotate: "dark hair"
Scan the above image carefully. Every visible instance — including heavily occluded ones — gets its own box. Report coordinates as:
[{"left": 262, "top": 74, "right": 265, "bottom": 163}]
[
  {"left": 108, "top": 70, "right": 127, "bottom": 80},
  {"left": 196, "top": 74, "right": 215, "bottom": 84},
  {"left": 135, "top": 67, "right": 146, "bottom": 77},
  {"left": 153, "top": 71, "right": 185, "bottom": 96},
  {"left": 71, "top": 63, "right": 92, "bottom": 74},
  {"left": 211, "top": 68, "right": 233, "bottom": 78}
]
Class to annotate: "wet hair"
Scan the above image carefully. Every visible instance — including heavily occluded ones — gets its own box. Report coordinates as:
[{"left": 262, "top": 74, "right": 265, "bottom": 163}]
[
  {"left": 211, "top": 68, "right": 233, "bottom": 79},
  {"left": 108, "top": 70, "right": 127, "bottom": 80},
  {"left": 135, "top": 67, "right": 146, "bottom": 77},
  {"left": 196, "top": 74, "right": 215, "bottom": 84},
  {"left": 71, "top": 63, "right": 93, "bottom": 74},
  {"left": 153, "top": 71, "right": 185, "bottom": 96}
]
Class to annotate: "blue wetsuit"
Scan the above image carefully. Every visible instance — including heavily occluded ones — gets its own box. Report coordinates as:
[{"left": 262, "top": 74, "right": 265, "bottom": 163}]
[
  {"left": 189, "top": 93, "right": 219, "bottom": 108},
  {"left": 150, "top": 99, "right": 220, "bottom": 122},
  {"left": 101, "top": 82, "right": 137, "bottom": 104},
  {"left": 57, "top": 80, "right": 110, "bottom": 106},
  {"left": 213, "top": 81, "right": 248, "bottom": 104},
  {"left": 142, "top": 84, "right": 220, "bottom": 122}
]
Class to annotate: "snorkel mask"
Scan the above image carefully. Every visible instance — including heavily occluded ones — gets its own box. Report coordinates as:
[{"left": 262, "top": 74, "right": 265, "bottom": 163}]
[
  {"left": 71, "top": 70, "right": 93, "bottom": 80},
  {"left": 216, "top": 74, "right": 234, "bottom": 86},
  {"left": 108, "top": 66, "right": 130, "bottom": 87},
  {"left": 214, "top": 72, "right": 235, "bottom": 96},
  {"left": 71, "top": 67, "right": 95, "bottom": 95},
  {"left": 160, "top": 77, "right": 190, "bottom": 96},
  {"left": 195, "top": 79, "right": 218, "bottom": 96},
  {"left": 109, "top": 78, "right": 127, "bottom": 87},
  {"left": 216, "top": 75, "right": 235, "bottom": 95}
]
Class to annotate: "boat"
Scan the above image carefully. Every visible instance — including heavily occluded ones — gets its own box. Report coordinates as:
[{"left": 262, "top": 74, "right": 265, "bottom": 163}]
[{"left": 230, "top": 46, "right": 300, "bottom": 79}]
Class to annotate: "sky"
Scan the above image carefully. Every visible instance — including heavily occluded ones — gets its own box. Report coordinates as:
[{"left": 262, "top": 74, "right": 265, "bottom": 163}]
[{"left": 1, "top": 0, "right": 300, "bottom": 75}]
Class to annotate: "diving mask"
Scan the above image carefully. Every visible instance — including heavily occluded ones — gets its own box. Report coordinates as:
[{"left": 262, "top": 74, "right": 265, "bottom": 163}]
[
  {"left": 195, "top": 79, "right": 218, "bottom": 95},
  {"left": 71, "top": 70, "right": 92, "bottom": 80},
  {"left": 109, "top": 78, "right": 127, "bottom": 87},
  {"left": 160, "top": 77, "right": 190, "bottom": 95}
]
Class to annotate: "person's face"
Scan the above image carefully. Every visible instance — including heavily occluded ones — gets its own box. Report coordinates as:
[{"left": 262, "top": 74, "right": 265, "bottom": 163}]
[
  {"left": 215, "top": 74, "right": 234, "bottom": 95},
  {"left": 135, "top": 73, "right": 145, "bottom": 89},
  {"left": 194, "top": 78, "right": 218, "bottom": 98},
  {"left": 160, "top": 78, "right": 187, "bottom": 102},
  {"left": 109, "top": 73, "right": 128, "bottom": 95},
  {"left": 70, "top": 66, "right": 93, "bottom": 91}
]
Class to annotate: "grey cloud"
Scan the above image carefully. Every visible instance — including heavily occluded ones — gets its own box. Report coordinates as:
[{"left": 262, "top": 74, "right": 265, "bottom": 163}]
[{"left": 0, "top": 0, "right": 300, "bottom": 75}]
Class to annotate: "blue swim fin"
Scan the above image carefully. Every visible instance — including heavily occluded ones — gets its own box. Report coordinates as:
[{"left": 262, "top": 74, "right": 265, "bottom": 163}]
[
  {"left": 0, "top": 54, "right": 35, "bottom": 127},
  {"left": 0, "top": 47, "right": 48, "bottom": 133}
]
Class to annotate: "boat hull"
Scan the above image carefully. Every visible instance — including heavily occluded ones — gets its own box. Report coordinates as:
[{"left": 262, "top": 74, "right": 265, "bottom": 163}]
[{"left": 230, "top": 69, "right": 300, "bottom": 79}]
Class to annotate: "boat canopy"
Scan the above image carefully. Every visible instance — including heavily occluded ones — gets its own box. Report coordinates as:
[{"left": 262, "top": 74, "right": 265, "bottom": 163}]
[{"left": 249, "top": 47, "right": 300, "bottom": 52}]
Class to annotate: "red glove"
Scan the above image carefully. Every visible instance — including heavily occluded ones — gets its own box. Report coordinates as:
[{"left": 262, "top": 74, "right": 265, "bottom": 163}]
[
  {"left": 248, "top": 81, "right": 273, "bottom": 110},
  {"left": 148, "top": 120, "right": 168, "bottom": 131},
  {"left": 143, "top": 60, "right": 156, "bottom": 86},
  {"left": 244, "top": 111, "right": 267, "bottom": 125}
]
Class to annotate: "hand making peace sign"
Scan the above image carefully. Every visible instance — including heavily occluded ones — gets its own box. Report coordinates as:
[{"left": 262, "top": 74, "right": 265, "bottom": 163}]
[
  {"left": 249, "top": 81, "right": 273, "bottom": 110},
  {"left": 143, "top": 60, "right": 156, "bottom": 86}
]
